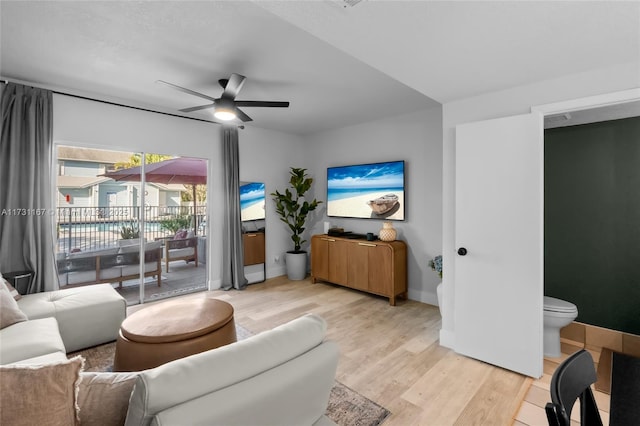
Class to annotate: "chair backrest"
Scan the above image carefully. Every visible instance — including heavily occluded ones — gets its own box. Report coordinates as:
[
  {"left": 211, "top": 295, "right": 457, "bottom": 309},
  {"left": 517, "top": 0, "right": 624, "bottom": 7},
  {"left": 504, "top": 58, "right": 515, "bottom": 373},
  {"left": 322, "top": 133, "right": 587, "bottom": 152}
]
[{"left": 545, "top": 349, "right": 603, "bottom": 426}]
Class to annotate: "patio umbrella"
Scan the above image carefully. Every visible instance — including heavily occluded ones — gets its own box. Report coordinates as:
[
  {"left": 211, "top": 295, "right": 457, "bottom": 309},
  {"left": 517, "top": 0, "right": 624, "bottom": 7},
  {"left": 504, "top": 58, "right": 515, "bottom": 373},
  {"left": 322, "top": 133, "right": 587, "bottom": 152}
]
[{"left": 102, "top": 157, "right": 207, "bottom": 234}]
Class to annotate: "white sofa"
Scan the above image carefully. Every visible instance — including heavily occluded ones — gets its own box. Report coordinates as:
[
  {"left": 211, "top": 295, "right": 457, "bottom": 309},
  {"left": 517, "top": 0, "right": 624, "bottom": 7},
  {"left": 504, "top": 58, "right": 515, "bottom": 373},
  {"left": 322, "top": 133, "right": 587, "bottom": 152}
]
[
  {"left": 1, "top": 281, "right": 339, "bottom": 426},
  {"left": 125, "top": 314, "right": 339, "bottom": 425}
]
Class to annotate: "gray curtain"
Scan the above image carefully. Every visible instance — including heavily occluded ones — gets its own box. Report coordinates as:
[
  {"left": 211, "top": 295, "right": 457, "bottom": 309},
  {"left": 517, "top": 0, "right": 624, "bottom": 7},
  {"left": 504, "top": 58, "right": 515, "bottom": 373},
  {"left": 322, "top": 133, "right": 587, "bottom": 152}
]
[
  {"left": 0, "top": 83, "right": 56, "bottom": 293},
  {"left": 221, "top": 126, "right": 247, "bottom": 290}
]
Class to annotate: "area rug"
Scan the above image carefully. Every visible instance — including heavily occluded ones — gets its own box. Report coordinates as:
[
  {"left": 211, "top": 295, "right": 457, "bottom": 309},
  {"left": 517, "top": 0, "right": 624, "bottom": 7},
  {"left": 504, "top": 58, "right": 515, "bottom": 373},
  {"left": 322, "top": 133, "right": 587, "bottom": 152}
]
[{"left": 69, "top": 324, "right": 390, "bottom": 426}]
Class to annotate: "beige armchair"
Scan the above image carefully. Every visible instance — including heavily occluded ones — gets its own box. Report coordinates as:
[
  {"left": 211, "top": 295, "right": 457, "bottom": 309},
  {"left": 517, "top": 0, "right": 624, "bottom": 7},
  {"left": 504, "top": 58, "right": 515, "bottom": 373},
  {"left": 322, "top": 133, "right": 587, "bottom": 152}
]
[{"left": 164, "top": 232, "right": 198, "bottom": 272}]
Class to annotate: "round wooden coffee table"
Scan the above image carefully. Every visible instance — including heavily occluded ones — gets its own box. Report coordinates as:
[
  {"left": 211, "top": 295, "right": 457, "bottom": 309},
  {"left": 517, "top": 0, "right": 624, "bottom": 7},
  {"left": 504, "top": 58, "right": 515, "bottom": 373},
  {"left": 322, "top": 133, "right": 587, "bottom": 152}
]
[{"left": 113, "top": 297, "right": 236, "bottom": 371}]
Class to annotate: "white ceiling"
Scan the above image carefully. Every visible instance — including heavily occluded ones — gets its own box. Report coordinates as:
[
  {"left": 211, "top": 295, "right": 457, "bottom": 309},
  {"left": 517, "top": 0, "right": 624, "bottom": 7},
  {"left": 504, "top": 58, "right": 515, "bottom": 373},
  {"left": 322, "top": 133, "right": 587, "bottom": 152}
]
[{"left": 1, "top": 1, "right": 639, "bottom": 135}]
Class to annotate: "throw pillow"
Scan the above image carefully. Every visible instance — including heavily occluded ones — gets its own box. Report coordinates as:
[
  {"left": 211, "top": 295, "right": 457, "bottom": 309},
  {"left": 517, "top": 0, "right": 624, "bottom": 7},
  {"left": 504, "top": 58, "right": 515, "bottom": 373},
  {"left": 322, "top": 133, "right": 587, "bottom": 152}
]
[
  {"left": 2, "top": 277, "right": 22, "bottom": 300},
  {"left": 0, "top": 284, "right": 28, "bottom": 329},
  {"left": 0, "top": 356, "right": 84, "bottom": 426},
  {"left": 172, "top": 229, "right": 189, "bottom": 249},
  {"left": 77, "top": 371, "right": 139, "bottom": 426}
]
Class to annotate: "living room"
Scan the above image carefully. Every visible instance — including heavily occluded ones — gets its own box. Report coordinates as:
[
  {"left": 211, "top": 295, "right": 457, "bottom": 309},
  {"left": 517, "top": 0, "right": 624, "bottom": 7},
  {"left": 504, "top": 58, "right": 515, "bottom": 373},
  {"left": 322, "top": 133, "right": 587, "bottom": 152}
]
[{"left": 2, "top": 1, "right": 640, "bottom": 425}]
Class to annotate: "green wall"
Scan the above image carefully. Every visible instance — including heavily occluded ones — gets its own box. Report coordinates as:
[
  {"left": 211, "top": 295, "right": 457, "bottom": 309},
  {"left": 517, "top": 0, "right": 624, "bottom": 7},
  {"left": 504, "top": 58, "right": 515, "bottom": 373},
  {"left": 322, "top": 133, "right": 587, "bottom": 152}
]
[{"left": 545, "top": 116, "right": 640, "bottom": 335}]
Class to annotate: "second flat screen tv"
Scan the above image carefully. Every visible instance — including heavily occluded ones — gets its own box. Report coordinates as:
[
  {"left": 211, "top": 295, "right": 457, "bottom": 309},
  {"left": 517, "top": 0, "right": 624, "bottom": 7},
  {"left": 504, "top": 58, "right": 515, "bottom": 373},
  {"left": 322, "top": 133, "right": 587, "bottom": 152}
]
[
  {"left": 240, "top": 182, "right": 266, "bottom": 222},
  {"left": 327, "top": 160, "right": 405, "bottom": 220}
]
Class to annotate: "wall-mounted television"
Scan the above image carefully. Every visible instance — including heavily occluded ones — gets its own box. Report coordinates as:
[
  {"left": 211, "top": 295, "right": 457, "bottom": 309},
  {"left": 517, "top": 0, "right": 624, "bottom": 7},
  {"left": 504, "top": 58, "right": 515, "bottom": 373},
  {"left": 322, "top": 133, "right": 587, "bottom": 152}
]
[
  {"left": 327, "top": 160, "right": 405, "bottom": 220},
  {"left": 240, "top": 182, "right": 266, "bottom": 222}
]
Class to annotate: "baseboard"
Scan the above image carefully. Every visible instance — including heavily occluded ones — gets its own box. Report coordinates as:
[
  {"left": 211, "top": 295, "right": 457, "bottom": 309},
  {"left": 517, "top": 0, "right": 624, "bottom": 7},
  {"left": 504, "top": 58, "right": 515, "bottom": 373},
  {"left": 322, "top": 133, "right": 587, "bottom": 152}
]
[
  {"left": 246, "top": 270, "right": 265, "bottom": 284},
  {"left": 407, "top": 288, "right": 438, "bottom": 306},
  {"left": 209, "top": 278, "right": 222, "bottom": 290},
  {"left": 266, "top": 265, "right": 286, "bottom": 279}
]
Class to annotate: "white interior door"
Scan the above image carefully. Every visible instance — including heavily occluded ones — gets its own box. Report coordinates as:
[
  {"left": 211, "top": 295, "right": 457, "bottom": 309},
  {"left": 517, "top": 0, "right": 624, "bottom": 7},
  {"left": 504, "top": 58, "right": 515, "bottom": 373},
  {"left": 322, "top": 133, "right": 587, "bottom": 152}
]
[{"left": 454, "top": 112, "right": 544, "bottom": 378}]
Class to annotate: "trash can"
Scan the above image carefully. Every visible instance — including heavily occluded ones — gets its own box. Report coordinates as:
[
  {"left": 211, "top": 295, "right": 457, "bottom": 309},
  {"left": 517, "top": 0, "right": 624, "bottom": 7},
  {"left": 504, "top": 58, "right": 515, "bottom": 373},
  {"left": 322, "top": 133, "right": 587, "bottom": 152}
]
[{"left": 2, "top": 270, "right": 33, "bottom": 295}]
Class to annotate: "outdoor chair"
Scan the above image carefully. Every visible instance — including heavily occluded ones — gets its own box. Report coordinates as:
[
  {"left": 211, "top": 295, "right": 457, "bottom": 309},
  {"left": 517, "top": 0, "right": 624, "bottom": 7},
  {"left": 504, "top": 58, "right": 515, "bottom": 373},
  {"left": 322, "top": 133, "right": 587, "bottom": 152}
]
[{"left": 164, "top": 230, "right": 198, "bottom": 272}]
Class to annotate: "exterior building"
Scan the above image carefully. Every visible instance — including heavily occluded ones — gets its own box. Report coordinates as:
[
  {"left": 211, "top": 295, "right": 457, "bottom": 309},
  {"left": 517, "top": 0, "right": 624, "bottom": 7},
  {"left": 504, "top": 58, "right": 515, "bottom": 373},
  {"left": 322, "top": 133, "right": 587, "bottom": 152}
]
[{"left": 56, "top": 146, "right": 183, "bottom": 213}]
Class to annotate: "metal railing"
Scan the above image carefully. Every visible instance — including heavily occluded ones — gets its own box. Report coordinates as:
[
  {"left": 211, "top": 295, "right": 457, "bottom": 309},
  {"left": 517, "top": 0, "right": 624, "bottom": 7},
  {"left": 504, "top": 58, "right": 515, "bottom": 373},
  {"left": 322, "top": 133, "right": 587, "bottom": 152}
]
[{"left": 56, "top": 205, "right": 207, "bottom": 253}]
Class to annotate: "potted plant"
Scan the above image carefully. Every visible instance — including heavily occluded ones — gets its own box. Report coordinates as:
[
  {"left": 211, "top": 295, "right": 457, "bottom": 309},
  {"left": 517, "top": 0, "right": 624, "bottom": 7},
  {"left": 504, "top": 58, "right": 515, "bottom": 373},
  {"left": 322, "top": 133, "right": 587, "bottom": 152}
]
[
  {"left": 120, "top": 220, "right": 140, "bottom": 240},
  {"left": 271, "top": 167, "right": 322, "bottom": 280},
  {"left": 429, "top": 255, "right": 444, "bottom": 314}
]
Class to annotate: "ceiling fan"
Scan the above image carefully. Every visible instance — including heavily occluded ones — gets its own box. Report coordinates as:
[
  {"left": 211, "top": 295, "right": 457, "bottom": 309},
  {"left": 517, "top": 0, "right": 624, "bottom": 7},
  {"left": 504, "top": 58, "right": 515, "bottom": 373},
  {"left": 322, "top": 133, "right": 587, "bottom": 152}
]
[{"left": 157, "top": 73, "right": 289, "bottom": 123}]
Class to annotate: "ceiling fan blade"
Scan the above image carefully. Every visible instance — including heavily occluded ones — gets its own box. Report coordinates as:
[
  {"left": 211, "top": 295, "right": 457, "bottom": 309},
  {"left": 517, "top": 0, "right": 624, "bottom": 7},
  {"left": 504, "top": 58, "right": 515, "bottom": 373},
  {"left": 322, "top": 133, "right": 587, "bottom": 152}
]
[
  {"left": 234, "top": 100, "right": 290, "bottom": 108},
  {"left": 179, "top": 104, "right": 215, "bottom": 113},
  {"left": 234, "top": 107, "right": 253, "bottom": 122},
  {"left": 221, "top": 73, "right": 246, "bottom": 100},
  {"left": 156, "top": 80, "right": 217, "bottom": 102}
]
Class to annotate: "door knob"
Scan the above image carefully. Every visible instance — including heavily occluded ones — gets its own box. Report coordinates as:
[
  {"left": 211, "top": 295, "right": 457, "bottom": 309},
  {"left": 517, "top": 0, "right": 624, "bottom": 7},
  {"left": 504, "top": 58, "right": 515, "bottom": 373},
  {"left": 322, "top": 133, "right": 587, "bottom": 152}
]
[{"left": 457, "top": 247, "right": 468, "bottom": 256}]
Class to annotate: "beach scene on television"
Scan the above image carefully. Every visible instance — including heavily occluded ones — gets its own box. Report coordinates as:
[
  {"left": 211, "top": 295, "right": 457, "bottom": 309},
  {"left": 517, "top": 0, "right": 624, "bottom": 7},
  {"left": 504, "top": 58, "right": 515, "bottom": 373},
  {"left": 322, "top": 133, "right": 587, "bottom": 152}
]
[
  {"left": 327, "top": 161, "right": 405, "bottom": 220},
  {"left": 240, "top": 182, "right": 266, "bottom": 222}
]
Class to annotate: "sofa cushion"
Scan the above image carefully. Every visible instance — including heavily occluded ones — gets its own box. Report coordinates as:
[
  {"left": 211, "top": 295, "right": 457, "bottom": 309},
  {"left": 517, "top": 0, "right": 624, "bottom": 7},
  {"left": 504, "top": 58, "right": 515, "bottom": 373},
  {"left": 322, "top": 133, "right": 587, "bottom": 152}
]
[
  {"left": 0, "top": 284, "right": 27, "bottom": 329},
  {"left": 78, "top": 371, "right": 139, "bottom": 426},
  {"left": 67, "top": 247, "right": 119, "bottom": 259},
  {"left": 120, "top": 262, "right": 159, "bottom": 277},
  {"left": 117, "top": 238, "right": 146, "bottom": 248},
  {"left": 0, "top": 356, "right": 84, "bottom": 426},
  {"left": 67, "top": 270, "right": 99, "bottom": 285},
  {"left": 10, "top": 351, "right": 68, "bottom": 366},
  {"left": 126, "top": 314, "right": 330, "bottom": 426},
  {"left": 17, "top": 284, "right": 127, "bottom": 353},
  {"left": 118, "top": 240, "right": 162, "bottom": 255},
  {"left": 0, "top": 317, "right": 66, "bottom": 364},
  {"left": 167, "top": 247, "right": 195, "bottom": 257}
]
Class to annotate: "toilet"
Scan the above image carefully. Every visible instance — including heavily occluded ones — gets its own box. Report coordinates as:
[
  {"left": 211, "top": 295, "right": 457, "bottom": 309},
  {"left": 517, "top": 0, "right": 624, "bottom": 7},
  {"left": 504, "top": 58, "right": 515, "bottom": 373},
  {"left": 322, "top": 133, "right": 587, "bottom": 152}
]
[{"left": 543, "top": 296, "right": 578, "bottom": 358}]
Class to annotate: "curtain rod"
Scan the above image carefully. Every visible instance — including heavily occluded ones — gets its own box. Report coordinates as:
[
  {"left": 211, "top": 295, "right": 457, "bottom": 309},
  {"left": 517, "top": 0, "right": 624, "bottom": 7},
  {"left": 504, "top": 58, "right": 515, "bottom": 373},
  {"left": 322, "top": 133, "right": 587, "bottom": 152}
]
[{"left": 0, "top": 79, "right": 244, "bottom": 129}]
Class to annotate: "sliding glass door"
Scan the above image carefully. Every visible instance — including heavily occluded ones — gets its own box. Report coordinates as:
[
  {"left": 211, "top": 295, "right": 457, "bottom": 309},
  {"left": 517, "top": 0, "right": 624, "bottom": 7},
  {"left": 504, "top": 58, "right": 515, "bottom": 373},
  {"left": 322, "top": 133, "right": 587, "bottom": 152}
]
[{"left": 55, "top": 145, "right": 208, "bottom": 305}]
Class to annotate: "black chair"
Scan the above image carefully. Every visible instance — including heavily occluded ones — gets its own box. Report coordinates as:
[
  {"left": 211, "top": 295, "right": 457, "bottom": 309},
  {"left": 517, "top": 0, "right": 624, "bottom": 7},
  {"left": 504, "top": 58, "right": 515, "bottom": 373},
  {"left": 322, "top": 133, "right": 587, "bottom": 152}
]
[{"left": 545, "top": 349, "right": 603, "bottom": 426}]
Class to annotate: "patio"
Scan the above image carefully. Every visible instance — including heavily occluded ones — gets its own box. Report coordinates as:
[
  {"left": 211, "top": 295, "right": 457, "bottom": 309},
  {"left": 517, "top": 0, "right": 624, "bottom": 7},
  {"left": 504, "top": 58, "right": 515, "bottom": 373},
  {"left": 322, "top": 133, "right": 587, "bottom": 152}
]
[{"left": 114, "top": 260, "right": 207, "bottom": 305}]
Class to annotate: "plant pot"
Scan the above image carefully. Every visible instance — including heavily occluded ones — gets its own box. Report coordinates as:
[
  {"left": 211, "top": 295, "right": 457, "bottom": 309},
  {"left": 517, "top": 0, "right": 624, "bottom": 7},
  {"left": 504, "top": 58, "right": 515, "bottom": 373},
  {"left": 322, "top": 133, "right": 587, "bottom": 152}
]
[
  {"left": 436, "top": 282, "right": 444, "bottom": 317},
  {"left": 285, "top": 251, "right": 307, "bottom": 280}
]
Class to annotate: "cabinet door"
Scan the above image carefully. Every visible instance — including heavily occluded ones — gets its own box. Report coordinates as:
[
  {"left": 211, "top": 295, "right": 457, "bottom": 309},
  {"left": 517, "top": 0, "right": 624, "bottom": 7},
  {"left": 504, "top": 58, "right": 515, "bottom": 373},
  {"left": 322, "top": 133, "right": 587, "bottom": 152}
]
[
  {"left": 243, "top": 233, "right": 265, "bottom": 265},
  {"left": 368, "top": 244, "right": 392, "bottom": 296},
  {"left": 328, "top": 239, "right": 348, "bottom": 285},
  {"left": 348, "top": 242, "right": 370, "bottom": 291},
  {"left": 311, "top": 236, "right": 329, "bottom": 281}
]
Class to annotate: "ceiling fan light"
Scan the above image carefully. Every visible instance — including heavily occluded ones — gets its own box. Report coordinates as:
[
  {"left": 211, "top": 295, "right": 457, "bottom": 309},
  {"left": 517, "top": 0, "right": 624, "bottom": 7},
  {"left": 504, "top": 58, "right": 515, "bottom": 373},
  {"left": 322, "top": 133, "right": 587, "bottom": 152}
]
[{"left": 213, "top": 108, "right": 236, "bottom": 121}]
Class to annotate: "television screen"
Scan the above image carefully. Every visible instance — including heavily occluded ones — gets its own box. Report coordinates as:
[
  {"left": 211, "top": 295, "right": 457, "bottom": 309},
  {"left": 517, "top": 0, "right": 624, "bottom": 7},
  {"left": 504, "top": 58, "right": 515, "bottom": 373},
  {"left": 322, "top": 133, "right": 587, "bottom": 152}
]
[
  {"left": 240, "top": 182, "right": 266, "bottom": 221},
  {"left": 327, "top": 160, "right": 405, "bottom": 220}
]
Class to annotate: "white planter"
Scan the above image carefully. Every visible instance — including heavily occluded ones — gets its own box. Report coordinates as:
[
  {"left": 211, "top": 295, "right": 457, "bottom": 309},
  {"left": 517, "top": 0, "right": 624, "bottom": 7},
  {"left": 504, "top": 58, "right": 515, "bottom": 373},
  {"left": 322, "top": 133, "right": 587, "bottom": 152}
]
[
  {"left": 285, "top": 251, "right": 307, "bottom": 280},
  {"left": 436, "top": 282, "right": 444, "bottom": 317}
]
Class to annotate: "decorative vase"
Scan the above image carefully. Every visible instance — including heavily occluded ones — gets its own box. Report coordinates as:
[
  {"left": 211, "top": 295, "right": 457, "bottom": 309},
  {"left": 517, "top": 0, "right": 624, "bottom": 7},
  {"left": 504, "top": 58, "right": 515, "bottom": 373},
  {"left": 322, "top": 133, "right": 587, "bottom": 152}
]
[
  {"left": 378, "top": 221, "right": 397, "bottom": 242},
  {"left": 436, "top": 283, "right": 444, "bottom": 317}
]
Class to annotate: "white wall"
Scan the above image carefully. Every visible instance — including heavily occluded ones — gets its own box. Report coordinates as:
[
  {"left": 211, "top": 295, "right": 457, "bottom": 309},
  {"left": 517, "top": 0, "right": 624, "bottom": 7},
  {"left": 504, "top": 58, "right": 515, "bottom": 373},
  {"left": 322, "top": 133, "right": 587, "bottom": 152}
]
[
  {"left": 440, "top": 63, "right": 640, "bottom": 347},
  {"left": 304, "top": 107, "right": 443, "bottom": 304},
  {"left": 238, "top": 125, "right": 306, "bottom": 279}
]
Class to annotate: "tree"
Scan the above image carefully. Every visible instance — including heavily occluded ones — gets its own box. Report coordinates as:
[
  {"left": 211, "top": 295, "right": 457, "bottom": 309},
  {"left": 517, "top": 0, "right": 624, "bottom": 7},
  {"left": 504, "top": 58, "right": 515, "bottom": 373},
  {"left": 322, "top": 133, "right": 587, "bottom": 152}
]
[
  {"left": 114, "top": 153, "right": 172, "bottom": 170},
  {"left": 181, "top": 184, "right": 207, "bottom": 202}
]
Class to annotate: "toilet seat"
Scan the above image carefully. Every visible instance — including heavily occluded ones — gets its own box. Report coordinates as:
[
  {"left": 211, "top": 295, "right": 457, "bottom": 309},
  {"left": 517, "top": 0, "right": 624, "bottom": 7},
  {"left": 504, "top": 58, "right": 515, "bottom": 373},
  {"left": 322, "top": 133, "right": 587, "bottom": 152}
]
[{"left": 544, "top": 296, "right": 577, "bottom": 314}]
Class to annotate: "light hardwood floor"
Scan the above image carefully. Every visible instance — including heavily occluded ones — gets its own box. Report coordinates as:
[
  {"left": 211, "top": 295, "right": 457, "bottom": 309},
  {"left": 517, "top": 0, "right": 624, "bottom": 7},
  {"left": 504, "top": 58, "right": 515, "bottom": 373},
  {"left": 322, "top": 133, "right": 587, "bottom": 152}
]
[{"left": 131, "top": 276, "right": 531, "bottom": 425}]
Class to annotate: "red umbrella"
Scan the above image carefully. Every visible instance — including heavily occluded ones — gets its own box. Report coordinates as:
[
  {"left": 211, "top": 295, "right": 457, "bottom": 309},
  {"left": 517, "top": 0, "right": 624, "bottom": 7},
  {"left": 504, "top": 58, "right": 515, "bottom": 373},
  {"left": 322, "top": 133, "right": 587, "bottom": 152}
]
[{"left": 102, "top": 157, "right": 207, "bottom": 233}]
